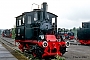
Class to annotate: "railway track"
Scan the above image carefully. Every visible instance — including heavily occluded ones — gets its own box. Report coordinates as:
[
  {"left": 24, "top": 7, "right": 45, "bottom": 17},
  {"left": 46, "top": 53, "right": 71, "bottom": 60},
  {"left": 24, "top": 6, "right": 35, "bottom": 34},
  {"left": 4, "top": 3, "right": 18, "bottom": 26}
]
[{"left": 0, "top": 37, "right": 29, "bottom": 60}]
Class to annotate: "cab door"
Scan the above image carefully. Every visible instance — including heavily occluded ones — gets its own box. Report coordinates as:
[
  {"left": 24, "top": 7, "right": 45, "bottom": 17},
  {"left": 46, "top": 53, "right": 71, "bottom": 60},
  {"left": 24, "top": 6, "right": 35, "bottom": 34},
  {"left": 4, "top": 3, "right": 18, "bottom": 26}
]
[{"left": 25, "top": 13, "right": 34, "bottom": 40}]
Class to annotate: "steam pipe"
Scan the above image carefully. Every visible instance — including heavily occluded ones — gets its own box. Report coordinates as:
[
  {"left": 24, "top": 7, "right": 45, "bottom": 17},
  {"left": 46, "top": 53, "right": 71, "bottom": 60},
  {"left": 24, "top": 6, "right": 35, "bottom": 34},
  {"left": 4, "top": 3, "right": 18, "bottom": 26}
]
[{"left": 42, "top": 2, "right": 47, "bottom": 20}]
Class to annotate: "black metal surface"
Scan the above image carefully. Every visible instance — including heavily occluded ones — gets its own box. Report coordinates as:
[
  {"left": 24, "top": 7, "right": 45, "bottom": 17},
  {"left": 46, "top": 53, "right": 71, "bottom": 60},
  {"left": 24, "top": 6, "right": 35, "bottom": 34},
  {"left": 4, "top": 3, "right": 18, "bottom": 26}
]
[
  {"left": 82, "top": 22, "right": 90, "bottom": 28},
  {"left": 77, "top": 28, "right": 90, "bottom": 40}
]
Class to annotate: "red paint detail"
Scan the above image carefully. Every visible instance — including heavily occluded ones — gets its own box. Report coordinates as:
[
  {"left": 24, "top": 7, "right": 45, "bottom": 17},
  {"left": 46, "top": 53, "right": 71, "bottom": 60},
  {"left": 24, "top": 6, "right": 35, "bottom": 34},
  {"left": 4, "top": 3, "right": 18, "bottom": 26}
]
[
  {"left": 10, "top": 33, "right": 12, "bottom": 38},
  {"left": 69, "top": 36, "right": 74, "bottom": 40},
  {"left": 15, "top": 40, "right": 38, "bottom": 44},
  {"left": 26, "top": 44, "right": 30, "bottom": 50},
  {"left": 57, "top": 35, "right": 60, "bottom": 39},
  {"left": 15, "top": 39, "right": 66, "bottom": 58},
  {"left": 64, "top": 34, "right": 68, "bottom": 36},
  {"left": 2, "top": 33, "right": 11, "bottom": 38},
  {"left": 18, "top": 43, "right": 24, "bottom": 52},
  {"left": 79, "top": 40, "right": 90, "bottom": 45},
  {"left": 33, "top": 52, "right": 36, "bottom": 57},
  {"left": 42, "top": 41, "right": 65, "bottom": 58},
  {"left": 38, "top": 41, "right": 43, "bottom": 47},
  {"left": 45, "top": 35, "right": 57, "bottom": 41},
  {"left": 2, "top": 33, "right": 4, "bottom": 37},
  {"left": 15, "top": 40, "right": 39, "bottom": 52}
]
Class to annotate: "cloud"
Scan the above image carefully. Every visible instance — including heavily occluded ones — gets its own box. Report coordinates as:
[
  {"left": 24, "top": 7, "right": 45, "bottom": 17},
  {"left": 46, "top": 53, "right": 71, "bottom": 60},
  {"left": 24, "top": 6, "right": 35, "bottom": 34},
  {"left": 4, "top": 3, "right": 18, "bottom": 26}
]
[
  {"left": 0, "top": 0, "right": 90, "bottom": 29},
  {"left": 57, "top": 0, "right": 90, "bottom": 21},
  {"left": 53, "top": 0, "right": 90, "bottom": 29},
  {"left": 57, "top": 18, "right": 81, "bottom": 29},
  {"left": 61, "top": 6, "right": 90, "bottom": 20},
  {"left": 57, "top": 18, "right": 90, "bottom": 29}
]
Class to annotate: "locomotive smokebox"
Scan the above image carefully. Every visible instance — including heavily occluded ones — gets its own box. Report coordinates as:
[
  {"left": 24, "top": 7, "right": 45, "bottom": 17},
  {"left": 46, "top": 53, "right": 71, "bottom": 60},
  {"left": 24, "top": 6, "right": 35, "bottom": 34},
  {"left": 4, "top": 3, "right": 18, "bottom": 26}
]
[{"left": 42, "top": 2, "right": 48, "bottom": 19}]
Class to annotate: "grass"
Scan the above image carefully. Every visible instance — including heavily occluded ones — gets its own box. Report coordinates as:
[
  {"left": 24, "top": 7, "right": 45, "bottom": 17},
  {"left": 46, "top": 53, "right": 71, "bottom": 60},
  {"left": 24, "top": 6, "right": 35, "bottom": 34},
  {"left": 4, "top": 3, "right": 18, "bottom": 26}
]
[{"left": 52, "top": 55, "right": 65, "bottom": 60}]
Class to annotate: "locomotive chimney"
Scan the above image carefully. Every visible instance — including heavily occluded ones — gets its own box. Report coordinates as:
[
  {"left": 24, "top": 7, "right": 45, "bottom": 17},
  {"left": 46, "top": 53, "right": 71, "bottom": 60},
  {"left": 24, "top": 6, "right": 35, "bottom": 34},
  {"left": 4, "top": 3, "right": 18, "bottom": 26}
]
[{"left": 42, "top": 2, "right": 48, "bottom": 20}]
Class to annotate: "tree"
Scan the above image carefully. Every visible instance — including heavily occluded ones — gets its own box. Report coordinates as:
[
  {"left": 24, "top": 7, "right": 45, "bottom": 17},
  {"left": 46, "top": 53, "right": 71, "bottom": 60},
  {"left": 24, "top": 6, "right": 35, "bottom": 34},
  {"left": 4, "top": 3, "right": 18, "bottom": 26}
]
[
  {"left": 73, "top": 27, "right": 76, "bottom": 31},
  {"left": 11, "top": 28, "right": 15, "bottom": 39},
  {"left": 11, "top": 25, "right": 16, "bottom": 39},
  {"left": 65, "top": 29, "right": 69, "bottom": 32},
  {"left": 70, "top": 29, "right": 72, "bottom": 32}
]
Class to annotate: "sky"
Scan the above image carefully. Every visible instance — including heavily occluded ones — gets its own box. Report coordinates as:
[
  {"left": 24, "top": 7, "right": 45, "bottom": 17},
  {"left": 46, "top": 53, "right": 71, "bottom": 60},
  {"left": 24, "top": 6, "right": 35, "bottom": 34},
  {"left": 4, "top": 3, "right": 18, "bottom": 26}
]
[{"left": 0, "top": 0, "right": 90, "bottom": 29}]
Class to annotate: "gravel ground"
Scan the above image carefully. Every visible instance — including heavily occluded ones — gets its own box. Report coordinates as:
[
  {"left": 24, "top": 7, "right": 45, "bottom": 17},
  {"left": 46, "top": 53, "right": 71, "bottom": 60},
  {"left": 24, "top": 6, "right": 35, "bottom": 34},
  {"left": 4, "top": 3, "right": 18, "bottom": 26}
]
[{"left": 63, "top": 45, "right": 90, "bottom": 60}]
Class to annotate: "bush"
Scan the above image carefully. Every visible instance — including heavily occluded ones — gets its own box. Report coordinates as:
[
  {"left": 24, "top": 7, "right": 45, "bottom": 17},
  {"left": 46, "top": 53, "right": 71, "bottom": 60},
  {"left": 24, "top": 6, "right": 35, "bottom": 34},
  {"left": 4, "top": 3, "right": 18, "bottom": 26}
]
[
  {"left": 11, "top": 28, "right": 16, "bottom": 39},
  {"left": 53, "top": 55, "right": 65, "bottom": 60}
]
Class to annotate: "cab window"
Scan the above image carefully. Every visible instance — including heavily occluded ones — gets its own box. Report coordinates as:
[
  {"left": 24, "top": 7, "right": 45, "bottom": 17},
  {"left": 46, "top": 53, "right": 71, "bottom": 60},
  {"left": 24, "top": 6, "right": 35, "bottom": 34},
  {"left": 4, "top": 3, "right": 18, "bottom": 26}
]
[
  {"left": 22, "top": 16, "right": 25, "bottom": 24},
  {"left": 19, "top": 20, "right": 21, "bottom": 26},
  {"left": 27, "top": 16, "right": 31, "bottom": 24},
  {"left": 34, "top": 12, "right": 38, "bottom": 21}
]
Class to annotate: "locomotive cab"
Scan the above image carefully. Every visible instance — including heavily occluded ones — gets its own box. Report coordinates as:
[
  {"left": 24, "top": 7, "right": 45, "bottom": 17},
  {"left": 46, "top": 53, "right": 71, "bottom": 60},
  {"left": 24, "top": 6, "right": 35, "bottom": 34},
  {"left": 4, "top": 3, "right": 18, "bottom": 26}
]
[
  {"left": 15, "top": 5, "right": 57, "bottom": 41},
  {"left": 15, "top": 2, "right": 68, "bottom": 59}
]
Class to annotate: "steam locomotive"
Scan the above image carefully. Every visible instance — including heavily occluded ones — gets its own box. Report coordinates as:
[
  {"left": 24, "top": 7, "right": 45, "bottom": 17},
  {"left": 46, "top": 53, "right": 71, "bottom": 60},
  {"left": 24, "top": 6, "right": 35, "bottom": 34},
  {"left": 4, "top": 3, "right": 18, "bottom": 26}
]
[
  {"left": 2, "top": 28, "right": 15, "bottom": 39},
  {"left": 15, "top": 2, "right": 69, "bottom": 59},
  {"left": 2, "top": 29, "right": 12, "bottom": 38},
  {"left": 58, "top": 28, "right": 75, "bottom": 40},
  {"left": 77, "top": 22, "right": 90, "bottom": 45}
]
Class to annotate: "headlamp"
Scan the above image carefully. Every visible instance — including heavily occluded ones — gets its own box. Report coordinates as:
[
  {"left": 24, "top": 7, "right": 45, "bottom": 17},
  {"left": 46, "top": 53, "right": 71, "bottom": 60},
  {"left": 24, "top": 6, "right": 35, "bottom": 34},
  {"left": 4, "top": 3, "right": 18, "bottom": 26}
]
[
  {"left": 43, "top": 41, "right": 48, "bottom": 47},
  {"left": 66, "top": 41, "right": 70, "bottom": 47}
]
